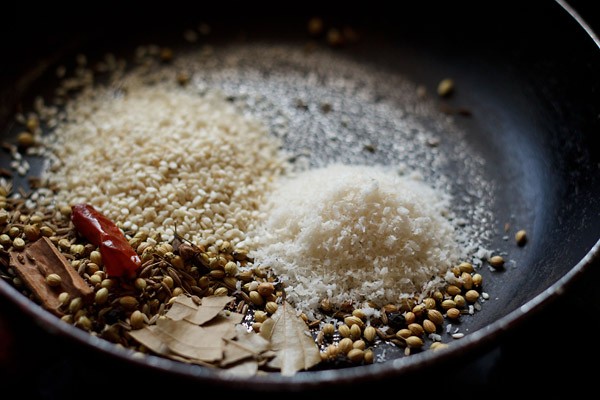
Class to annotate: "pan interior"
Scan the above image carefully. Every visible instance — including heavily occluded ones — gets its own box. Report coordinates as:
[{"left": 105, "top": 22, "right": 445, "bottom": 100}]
[{"left": 0, "top": 4, "right": 599, "bottom": 385}]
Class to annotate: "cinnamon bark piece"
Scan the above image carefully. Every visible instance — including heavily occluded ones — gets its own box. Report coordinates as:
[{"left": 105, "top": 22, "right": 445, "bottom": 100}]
[{"left": 9, "top": 237, "right": 94, "bottom": 316}]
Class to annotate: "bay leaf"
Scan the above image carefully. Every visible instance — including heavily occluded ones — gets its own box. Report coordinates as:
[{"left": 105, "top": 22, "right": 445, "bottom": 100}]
[
  {"left": 221, "top": 328, "right": 270, "bottom": 366},
  {"left": 234, "top": 324, "right": 271, "bottom": 354},
  {"left": 222, "top": 339, "right": 255, "bottom": 366},
  {"left": 202, "top": 314, "right": 243, "bottom": 341},
  {"left": 186, "top": 295, "right": 235, "bottom": 325},
  {"left": 165, "top": 296, "right": 197, "bottom": 321},
  {"left": 223, "top": 360, "right": 258, "bottom": 377},
  {"left": 154, "top": 318, "right": 224, "bottom": 362},
  {"left": 262, "top": 302, "right": 321, "bottom": 376},
  {"left": 127, "top": 325, "right": 170, "bottom": 356}
]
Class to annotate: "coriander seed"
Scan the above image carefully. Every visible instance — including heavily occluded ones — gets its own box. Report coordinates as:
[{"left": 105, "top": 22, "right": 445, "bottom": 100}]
[
  {"left": 515, "top": 229, "right": 527, "bottom": 246},
  {"left": 95, "top": 287, "right": 109, "bottom": 304},
  {"left": 363, "top": 325, "right": 376, "bottom": 342},
  {"left": 101, "top": 279, "right": 115, "bottom": 289},
  {"left": 405, "top": 336, "right": 424, "bottom": 348},
  {"left": 364, "top": 349, "right": 374, "bottom": 364},
  {"left": 134, "top": 278, "right": 147, "bottom": 291},
  {"left": 441, "top": 299, "right": 456, "bottom": 310},
  {"left": 214, "top": 287, "right": 228, "bottom": 296},
  {"left": 412, "top": 304, "right": 426, "bottom": 316},
  {"left": 472, "top": 273, "right": 483, "bottom": 287},
  {"left": 209, "top": 269, "right": 225, "bottom": 279},
  {"left": 408, "top": 323, "right": 425, "bottom": 336},
  {"left": 338, "top": 324, "right": 351, "bottom": 338},
  {"left": 338, "top": 338, "right": 353, "bottom": 354},
  {"left": 465, "top": 289, "right": 480, "bottom": 303},
  {"left": 347, "top": 348, "right": 364, "bottom": 363},
  {"left": 249, "top": 290, "right": 264, "bottom": 306},
  {"left": 396, "top": 329, "right": 412, "bottom": 339},
  {"left": 423, "top": 319, "right": 437, "bottom": 334},
  {"left": 224, "top": 261, "right": 238, "bottom": 276},
  {"left": 430, "top": 342, "right": 449, "bottom": 351},
  {"left": 352, "top": 309, "right": 367, "bottom": 320},
  {"left": 489, "top": 255, "right": 504, "bottom": 269},
  {"left": 427, "top": 309, "right": 444, "bottom": 326},
  {"left": 254, "top": 310, "right": 268, "bottom": 323},
  {"left": 446, "top": 308, "right": 461, "bottom": 319},
  {"left": 446, "top": 285, "right": 461, "bottom": 296},
  {"left": 39, "top": 226, "right": 54, "bottom": 237},
  {"left": 404, "top": 311, "right": 416, "bottom": 325},
  {"left": 119, "top": 296, "right": 138, "bottom": 310},
  {"left": 423, "top": 297, "right": 436, "bottom": 309},
  {"left": 437, "top": 78, "right": 454, "bottom": 97},
  {"left": 326, "top": 345, "right": 339, "bottom": 359},
  {"left": 458, "top": 262, "right": 474, "bottom": 273},
  {"left": 89, "top": 274, "right": 102, "bottom": 285},
  {"left": 350, "top": 324, "right": 362, "bottom": 340},
  {"left": 76, "top": 315, "right": 92, "bottom": 330},
  {"left": 352, "top": 339, "right": 366, "bottom": 350},
  {"left": 322, "top": 323, "right": 335, "bottom": 336},
  {"left": 58, "top": 292, "right": 70, "bottom": 306},
  {"left": 0, "top": 234, "right": 11, "bottom": 246},
  {"left": 257, "top": 282, "right": 274, "bottom": 297},
  {"left": 454, "top": 294, "right": 466, "bottom": 308},
  {"left": 17, "top": 131, "right": 35, "bottom": 148},
  {"left": 69, "top": 297, "right": 83, "bottom": 314},
  {"left": 461, "top": 272, "right": 473, "bottom": 290},
  {"left": 344, "top": 315, "right": 364, "bottom": 329},
  {"left": 162, "top": 276, "right": 174, "bottom": 289},
  {"left": 12, "top": 237, "right": 26, "bottom": 251},
  {"left": 265, "top": 301, "right": 278, "bottom": 314},
  {"left": 46, "top": 273, "right": 62, "bottom": 287},
  {"left": 69, "top": 244, "right": 85, "bottom": 256},
  {"left": 130, "top": 310, "right": 145, "bottom": 330},
  {"left": 23, "top": 225, "right": 40, "bottom": 241}
]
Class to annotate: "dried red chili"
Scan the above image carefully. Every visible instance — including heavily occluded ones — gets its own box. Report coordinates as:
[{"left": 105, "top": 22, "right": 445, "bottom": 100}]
[{"left": 71, "top": 203, "right": 141, "bottom": 279}]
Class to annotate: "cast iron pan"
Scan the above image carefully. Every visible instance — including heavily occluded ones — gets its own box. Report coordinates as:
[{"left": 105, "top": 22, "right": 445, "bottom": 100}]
[{"left": 0, "top": 1, "right": 598, "bottom": 391}]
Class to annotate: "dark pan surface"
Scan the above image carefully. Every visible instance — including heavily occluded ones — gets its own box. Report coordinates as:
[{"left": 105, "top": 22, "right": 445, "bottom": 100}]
[{"left": 0, "top": 1, "right": 598, "bottom": 390}]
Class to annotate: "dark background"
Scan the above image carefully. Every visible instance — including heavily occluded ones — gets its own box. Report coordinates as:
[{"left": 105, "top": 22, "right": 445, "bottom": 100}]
[{"left": 0, "top": 1, "right": 598, "bottom": 395}]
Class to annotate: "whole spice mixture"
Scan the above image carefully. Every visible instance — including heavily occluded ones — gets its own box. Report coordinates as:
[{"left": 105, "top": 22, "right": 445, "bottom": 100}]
[{"left": 0, "top": 22, "right": 517, "bottom": 376}]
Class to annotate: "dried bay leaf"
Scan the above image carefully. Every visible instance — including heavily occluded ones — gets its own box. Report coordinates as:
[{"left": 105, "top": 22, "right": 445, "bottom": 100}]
[
  {"left": 186, "top": 295, "right": 235, "bottom": 325},
  {"left": 262, "top": 301, "right": 321, "bottom": 376},
  {"left": 154, "top": 318, "right": 224, "bottom": 362},
  {"left": 223, "top": 360, "right": 258, "bottom": 377},
  {"left": 129, "top": 294, "right": 250, "bottom": 368},
  {"left": 222, "top": 339, "right": 255, "bottom": 366},
  {"left": 221, "top": 327, "right": 271, "bottom": 366},
  {"left": 165, "top": 296, "right": 197, "bottom": 321},
  {"left": 234, "top": 325, "right": 271, "bottom": 354},
  {"left": 127, "top": 325, "right": 170, "bottom": 356}
]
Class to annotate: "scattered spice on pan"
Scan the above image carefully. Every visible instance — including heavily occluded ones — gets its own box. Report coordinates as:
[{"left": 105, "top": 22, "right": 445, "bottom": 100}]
[
  {"left": 488, "top": 255, "right": 505, "bottom": 269},
  {"left": 437, "top": 78, "right": 454, "bottom": 97},
  {"left": 515, "top": 229, "right": 527, "bottom": 246}
]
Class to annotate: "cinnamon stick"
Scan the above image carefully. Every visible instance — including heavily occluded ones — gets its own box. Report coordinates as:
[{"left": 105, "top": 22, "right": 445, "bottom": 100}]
[{"left": 9, "top": 237, "right": 93, "bottom": 316}]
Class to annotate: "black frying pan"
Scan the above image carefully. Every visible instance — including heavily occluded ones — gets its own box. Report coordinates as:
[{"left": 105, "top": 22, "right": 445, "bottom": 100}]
[{"left": 0, "top": 1, "right": 599, "bottom": 392}]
